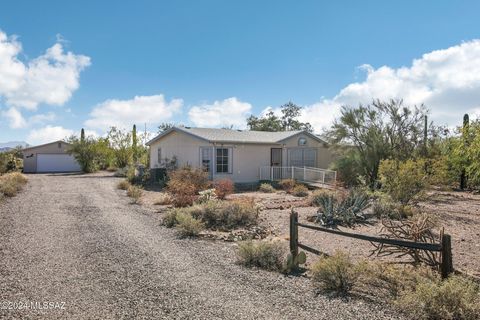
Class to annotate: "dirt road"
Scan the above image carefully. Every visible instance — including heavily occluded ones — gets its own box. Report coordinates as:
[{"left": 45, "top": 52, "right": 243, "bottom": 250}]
[{"left": 0, "top": 173, "right": 401, "bottom": 319}]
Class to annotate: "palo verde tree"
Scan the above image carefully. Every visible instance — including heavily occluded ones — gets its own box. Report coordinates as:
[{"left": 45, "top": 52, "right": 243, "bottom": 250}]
[
  {"left": 327, "top": 99, "right": 428, "bottom": 188},
  {"left": 246, "top": 102, "right": 313, "bottom": 132}
]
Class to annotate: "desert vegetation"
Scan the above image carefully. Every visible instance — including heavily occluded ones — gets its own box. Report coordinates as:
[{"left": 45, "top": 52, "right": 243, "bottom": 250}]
[
  {"left": 0, "top": 172, "right": 28, "bottom": 199},
  {"left": 68, "top": 125, "right": 149, "bottom": 174}
]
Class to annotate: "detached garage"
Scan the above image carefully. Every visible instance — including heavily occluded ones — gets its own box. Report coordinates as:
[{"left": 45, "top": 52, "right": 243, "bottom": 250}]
[{"left": 22, "top": 141, "right": 81, "bottom": 173}]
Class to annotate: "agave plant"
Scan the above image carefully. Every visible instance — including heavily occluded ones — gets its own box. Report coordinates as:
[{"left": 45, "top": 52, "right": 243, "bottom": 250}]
[{"left": 316, "top": 190, "right": 370, "bottom": 227}]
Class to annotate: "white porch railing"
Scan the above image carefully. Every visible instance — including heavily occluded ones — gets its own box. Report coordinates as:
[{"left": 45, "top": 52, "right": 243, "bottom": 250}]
[{"left": 259, "top": 166, "right": 337, "bottom": 185}]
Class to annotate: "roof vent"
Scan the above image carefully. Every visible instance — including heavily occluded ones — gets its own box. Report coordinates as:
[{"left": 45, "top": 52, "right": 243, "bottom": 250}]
[
  {"left": 237, "top": 129, "right": 242, "bottom": 132},
  {"left": 184, "top": 126, "right": 191, "bottom": 129}
]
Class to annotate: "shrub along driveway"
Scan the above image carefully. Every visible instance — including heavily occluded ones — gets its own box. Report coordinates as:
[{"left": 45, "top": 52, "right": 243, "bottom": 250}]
[{"left": 0, "top": 172, "right": 403, "bottom": 319}]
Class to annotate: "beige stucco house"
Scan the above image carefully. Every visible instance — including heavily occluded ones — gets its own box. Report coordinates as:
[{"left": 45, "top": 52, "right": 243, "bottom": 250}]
[
  {"left": 22, "top": 140, "right": 81, "bottom": 173},
  {"left": 146, "top": 127, "right": 336, "bottom": 184}
]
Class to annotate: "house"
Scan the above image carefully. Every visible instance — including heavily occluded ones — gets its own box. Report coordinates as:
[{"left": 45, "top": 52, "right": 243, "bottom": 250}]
[
  {"left": 146, "top": 127, "right": 336, "bottom": 184},
  {"left": 22, "top": 140, "right": 81, "bottom": 173}
]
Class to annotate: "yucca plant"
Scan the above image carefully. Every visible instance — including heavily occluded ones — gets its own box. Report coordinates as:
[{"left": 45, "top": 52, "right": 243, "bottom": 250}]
[{"left": 316, "top": 190, "right": 370, "bottom": 226}]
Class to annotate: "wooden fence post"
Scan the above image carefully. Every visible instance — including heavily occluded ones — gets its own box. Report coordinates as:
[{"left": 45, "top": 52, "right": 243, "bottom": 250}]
[
  {"left": 440, "top": 234, "right": 453, "bottom": 279},
  {"left": 290, "top": 210, "right": 299, "bottom": 260}
]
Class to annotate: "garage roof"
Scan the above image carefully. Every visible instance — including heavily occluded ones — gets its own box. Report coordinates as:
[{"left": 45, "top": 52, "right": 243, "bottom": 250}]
[{"left": 22, "top": 140, "right": 71, "bottom": 151}]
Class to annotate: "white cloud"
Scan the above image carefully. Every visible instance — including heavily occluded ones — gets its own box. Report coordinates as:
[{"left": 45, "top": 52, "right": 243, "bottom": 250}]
[
  {"left": 0, "top": 29, "right": 90, "bottom": 130},
  {"left": 27, "top": 125, "right": 74, "bottom": 145},
  {"left": 303, "top": 39, "right": 480, "bottom": 131},
  {"left": 85, "top": 94, "right": 183, "bottom": 130},
  {"left": 2, "top": 107, "right": 26, "bottom": 128},
  {"left": 188, "top": 97, "right": 252, "bottom": 128},
  {"left": 29, "top": 112, "right": 56, "bottom": 124}
]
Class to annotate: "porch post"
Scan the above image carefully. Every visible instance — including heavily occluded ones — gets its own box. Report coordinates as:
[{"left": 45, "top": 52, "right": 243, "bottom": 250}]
[{"left": 291, "top": 166, "right": 294, "bottom": 179}]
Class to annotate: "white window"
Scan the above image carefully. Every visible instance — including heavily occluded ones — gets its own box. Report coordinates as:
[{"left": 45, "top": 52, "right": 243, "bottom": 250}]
[
  {"left": 298, "top": 137, "right": 307, "bottom": 146},
  {"left": 215, "top": 147, "right": 232, "bottom": 173},
  {"left": 157, "top": 148, "right": 162, "bottom": 164},
  {"left": 288, "top": 148, "right": 316, "bottom": 167}
]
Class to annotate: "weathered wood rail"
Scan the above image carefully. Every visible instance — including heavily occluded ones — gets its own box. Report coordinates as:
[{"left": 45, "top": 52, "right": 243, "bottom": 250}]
[{"left": 289, "top": 210, "right": 453, "bottom": 278}]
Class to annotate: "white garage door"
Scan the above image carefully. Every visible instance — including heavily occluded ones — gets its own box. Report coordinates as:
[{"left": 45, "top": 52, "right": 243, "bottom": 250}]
[{"left": 36, "top": 154, "right": 82, "bottom": 173}]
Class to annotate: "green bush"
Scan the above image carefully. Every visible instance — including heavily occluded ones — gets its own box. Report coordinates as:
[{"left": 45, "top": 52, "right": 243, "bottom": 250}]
[
  {"left": 330, "top": 150, "right": 362, "bottom": 187},
  {"left": 379, "top": 159, "right": 427, "bottom": 204},
  {"left": 190, "top": 198, "right": 259, "bottom": 230},
  {"left": 396, "top": 275, "right": 480, "bottom": 320},
  {"left": 259, "top": 183, "right": 275, "bottom": 193},
  {"left": 0, "top": 172, "right": 28, "bottom": 197},
  {"left": 237, "top": 240, "right": 286, "bottom": 271},
  {"left": 117, "top": 180, "right": 130, "bottom": 190},
  {"left": 311, "top": 251, "right": 359, "bottom": 296},
  {"left": 127, "top": 185, "right": 143, "bottom": 204},
  {"left": 175, "top": 212, "right": 204, "bottom": 238},
  {"left": 371, "top": 194, "right": 415, "bottom": 220},
  {"left": 292, "top": 185, "right": 309, "bottom": 197},
  {"left": 162, "top": 208, "right": 180, "bottom": 227}
]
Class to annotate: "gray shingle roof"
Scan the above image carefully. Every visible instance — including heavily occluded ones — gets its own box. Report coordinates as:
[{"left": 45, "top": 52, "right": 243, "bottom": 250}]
[{"left": 147, "top": 127, "right": 325, "bottom": 145}]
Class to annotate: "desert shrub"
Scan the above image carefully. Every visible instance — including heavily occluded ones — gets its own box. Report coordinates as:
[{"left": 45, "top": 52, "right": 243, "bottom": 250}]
[
  {"left": 292, "top": 185, "right": 309, "bottom": 197},
  {"left": 315, "top": 189, "right": 370, "bottom": 226},
  {"left": 358, "top": 262, "right": 438, "bottom": 299},
  {"left": 197, "top": 189, "right": 217, "bottom": 203},
  {"left": 371, "top": 194, "right": 415, "bottom": 220},
  {"left": 396, "top": 275, "right": 480, "bottom": 320},
  {"left": 127, "top": 185, "right": 143, "bottom": 204},
  {"left": 371, "top": 214, "right": 440, "bottom": 266},
  {"left": 214, "top": 179, "right": 234, "bottom": 199},
  {"left": 167, "top": 166, "right": 209, "bottom": 207},
  {"left": 311, "top": 251, "right": 359, "bottom": 296},
  {"left": 154, "top": 193, "right": 173, "bottom": 205},
  {"left": 114, "top": 167, "right": 128, "bottom": 177},
  {"left": 190, "top": 198, "right": 259, "bottom": 230},
  {"left": 0, "top": 172, "right": 28, "bottom": 197},
  {"left": 278, "top": 179, "right": 296, "bottom": 192},
  {"left": 172, "top": 192, "right": 196, "bottom": 208},
  {"left": 175, "top": 212, "right": 204, "bottom": 238},
  {"left": 379, "top": 159, "right": 428, "bottom": 205},
  {"left": 168, "top": 166, "right": 209, "bottom": 194},
  {"left": 309, "top": 189, "right": 336, "bottom": 206},
  {"left": 162, "top": 208, "right": 180, "bottom": 227},
  {"left": 117, "top": 180, "right": 130, "bottom": 190},
  {"left": 259, "top": 183, "right": 275, "bottom": 193},
  {"left": 237, "top": 240, "right": 286, "bottom": 271},
  {"left": 330, "top": 149, "right": 362, "bottom": 187}
]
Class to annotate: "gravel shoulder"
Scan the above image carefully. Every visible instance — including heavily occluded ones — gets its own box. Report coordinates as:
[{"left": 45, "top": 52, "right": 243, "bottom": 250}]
[{"left": 0, "top": 172, "right": 402, "bottom": 319}]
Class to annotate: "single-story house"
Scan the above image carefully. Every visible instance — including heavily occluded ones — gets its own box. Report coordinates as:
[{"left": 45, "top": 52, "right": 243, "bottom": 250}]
[
  {"left": 146, "top": 127, "right": 336, "bottom": 184},
  {"left": 22, "top": 140, "right": 81, "bottom": 173}
]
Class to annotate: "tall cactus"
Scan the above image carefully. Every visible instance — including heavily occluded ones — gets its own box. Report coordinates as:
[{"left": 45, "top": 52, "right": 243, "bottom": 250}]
[
  {"left": 460, "top": 114, "right": 469, "bottom": 190},
  {"left": 80, "top": 128, "right": 85, "bottom": 143},
  {"left": 132, "top": 124, "right": 137, "bottom": 163},
  {"left": 423, "top": 115, "right": 428, "bottom": 157}
]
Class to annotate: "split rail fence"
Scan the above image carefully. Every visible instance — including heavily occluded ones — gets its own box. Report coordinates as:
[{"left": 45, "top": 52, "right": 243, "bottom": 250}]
[{"left": 289, "top": 210, "right": 453, "bottom": 278}]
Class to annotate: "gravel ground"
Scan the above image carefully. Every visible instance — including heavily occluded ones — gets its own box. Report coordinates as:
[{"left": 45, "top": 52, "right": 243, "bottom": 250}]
[{"left": 0, "top": 172, "right": 403, "bottom": 319}]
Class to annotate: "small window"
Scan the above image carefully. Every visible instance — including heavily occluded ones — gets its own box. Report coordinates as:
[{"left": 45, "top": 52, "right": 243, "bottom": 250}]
[
  {"left": 157, "top": 148, "right": 162, "bottom": 164},
  {"left": 215, "top": 148, "right": 229, "bottom": 173},
  {"left": 58, "top": 142, "right": 62, "bottom": 148},
  {"left": 298, "top": 137, "right": 307, "bottom": 146}
]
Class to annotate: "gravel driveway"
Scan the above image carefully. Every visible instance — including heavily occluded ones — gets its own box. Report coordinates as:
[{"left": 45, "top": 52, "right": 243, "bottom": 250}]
[{"left": 0, "top": 173, "right": 402, "bottom": 319}]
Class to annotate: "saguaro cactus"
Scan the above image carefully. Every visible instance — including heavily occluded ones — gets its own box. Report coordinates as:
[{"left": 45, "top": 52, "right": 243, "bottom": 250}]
[
  {"left": 132, "top": 124, "right": 138, "bottom": 163},
  {"left": 80, "top": 128, "right": 85, "bottom": 143},
  {"left": 460, "top": 114, "right": 469, "bottom": 190}
]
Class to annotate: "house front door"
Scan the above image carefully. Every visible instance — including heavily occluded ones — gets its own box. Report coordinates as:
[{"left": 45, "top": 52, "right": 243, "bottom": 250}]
[{"left": 271, "top": 148, "right": 282, "bottom": 180}]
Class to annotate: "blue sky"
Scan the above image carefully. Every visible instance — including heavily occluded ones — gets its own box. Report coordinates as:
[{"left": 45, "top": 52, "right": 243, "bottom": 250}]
[{"left": 1, "top": 1, "right": 480, "bottom": 144}]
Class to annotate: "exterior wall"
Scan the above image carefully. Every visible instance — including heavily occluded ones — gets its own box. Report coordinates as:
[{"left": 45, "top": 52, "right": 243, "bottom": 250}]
[
  {"left": 23, "top": 141, "right": 73, "bottom": 173},
  {"left": 149, "top": 131, "right": 206, "bottom": 169},
  {"left": 149, "top": 131, "right": 336, "bottom": 183}
]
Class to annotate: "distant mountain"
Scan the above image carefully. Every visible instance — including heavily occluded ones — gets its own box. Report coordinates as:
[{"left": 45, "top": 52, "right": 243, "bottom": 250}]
[{"left": 0, "top": 141, "right": 29, "bottom": 152}]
